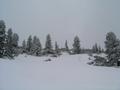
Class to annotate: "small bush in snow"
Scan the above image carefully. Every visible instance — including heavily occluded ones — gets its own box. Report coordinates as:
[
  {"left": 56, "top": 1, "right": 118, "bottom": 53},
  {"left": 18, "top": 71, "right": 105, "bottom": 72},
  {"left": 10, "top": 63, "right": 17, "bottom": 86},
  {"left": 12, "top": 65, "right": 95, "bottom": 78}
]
[{"left": 93, "top": 56, "right": 107, "bottom": 66}]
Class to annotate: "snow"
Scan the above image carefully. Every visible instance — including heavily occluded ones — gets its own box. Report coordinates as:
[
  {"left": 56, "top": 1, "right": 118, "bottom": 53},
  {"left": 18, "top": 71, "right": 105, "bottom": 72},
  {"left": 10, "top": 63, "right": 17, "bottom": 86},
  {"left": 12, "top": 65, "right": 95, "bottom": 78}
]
[{"left": 0, "top": 53, "right": 120, "bottom": 90}]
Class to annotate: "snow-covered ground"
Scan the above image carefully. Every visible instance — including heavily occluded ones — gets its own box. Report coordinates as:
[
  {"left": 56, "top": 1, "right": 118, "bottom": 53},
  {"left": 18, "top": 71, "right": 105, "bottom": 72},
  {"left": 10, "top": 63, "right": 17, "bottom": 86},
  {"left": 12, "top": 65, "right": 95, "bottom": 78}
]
[{"left": 0, "top": 53, "right": 120, "bottom": 90}]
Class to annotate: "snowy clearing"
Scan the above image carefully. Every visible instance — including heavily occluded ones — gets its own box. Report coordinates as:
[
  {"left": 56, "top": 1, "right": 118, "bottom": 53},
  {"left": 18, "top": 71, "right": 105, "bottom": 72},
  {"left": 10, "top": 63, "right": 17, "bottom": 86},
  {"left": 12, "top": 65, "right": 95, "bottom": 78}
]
[{"left": 0, "top": 54, "right": 120, "bottom": 90}]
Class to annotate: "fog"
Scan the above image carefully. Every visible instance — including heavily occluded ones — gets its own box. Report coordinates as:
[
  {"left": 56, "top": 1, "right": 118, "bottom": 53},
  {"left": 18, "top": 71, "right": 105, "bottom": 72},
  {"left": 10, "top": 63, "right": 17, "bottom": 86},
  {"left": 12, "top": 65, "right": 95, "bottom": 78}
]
[{"left": 0, "top": 0, "right": 120, "bottom": 48}]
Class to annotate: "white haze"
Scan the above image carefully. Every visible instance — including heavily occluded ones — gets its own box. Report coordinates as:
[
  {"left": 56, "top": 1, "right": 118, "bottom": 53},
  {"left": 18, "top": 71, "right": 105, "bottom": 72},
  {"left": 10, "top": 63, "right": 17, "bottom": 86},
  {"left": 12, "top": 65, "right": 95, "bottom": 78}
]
[{"left": 0, "top": 0, "right": 120, "bottom": 48}]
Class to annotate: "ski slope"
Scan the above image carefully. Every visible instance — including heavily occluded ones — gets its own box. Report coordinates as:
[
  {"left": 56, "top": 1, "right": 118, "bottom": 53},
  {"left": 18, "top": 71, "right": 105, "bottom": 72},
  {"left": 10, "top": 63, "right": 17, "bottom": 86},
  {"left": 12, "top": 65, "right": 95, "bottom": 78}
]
[{"left": 0, "top": 53, "right": 120, "bottom": 90}]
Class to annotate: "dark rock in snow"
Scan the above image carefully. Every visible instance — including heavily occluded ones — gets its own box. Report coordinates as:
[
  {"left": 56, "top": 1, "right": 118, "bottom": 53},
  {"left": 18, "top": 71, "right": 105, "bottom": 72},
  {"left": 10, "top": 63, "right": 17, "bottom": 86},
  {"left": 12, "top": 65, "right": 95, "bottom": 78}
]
[{"left": 44, "top": 58, "right": 52, "bottom": 62}]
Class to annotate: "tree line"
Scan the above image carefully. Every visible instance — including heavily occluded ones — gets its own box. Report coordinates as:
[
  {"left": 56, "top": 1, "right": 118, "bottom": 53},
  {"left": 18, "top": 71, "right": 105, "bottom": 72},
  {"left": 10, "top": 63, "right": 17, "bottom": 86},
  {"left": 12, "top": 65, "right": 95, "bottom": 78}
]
[
  {"left": 0, "top": 20, "right": 82, "bottom": 58},
  {"left": 22, "top": 34, "right": 82, "bottom": 56},
  {"left": 0, "top": 20, "right": 120, "bottom": 66}
]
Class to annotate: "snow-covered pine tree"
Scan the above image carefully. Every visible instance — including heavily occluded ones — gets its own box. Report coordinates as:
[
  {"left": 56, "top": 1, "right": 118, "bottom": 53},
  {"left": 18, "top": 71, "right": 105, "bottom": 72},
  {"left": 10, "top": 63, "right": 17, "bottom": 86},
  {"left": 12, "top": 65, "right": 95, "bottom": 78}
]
[
  {"left": 31, "top": 36, "right": 42, "bottom": 56},
  {"left": 33, "top": 36, "right": 37, "bottom": 45},
  {"left": 22, "top": 40, "right": 27, "bottom": 53},
  {"left": 101, "top": 48, "right": 104, "bottom": 53},
  {"left": 92, "top": 43, "right": 99, "bottom": 53},
  {"left": 12, "top": 33, "right": 19, "bottom": 47},
  {"left": 0, "top": 20, "right": 6, "bottom": 58},
  {"left": 65, "top": 40, "right": 69, "bottom": 52},
  {"left": 27, "top": 35, "right": 33, "bottom": 54},
  {"left": 12, "top": 33, "right": 19, "bottom": 56},
  {"left": 105, "top": 32, "right": 120, "bottom": 66},
  {"left": 6, "top": 28, "right": 14, "bottom": 58},
  {"left": 35, "top": 37, "right": 42, "bottom": 56},
  {"left": 73, "top": 36, "right": 81, "bottom": 54},
  {"left": 31, "top": 36, "right": 37, "bottom": 55},
  {"left": 55, "top": 41, "right": 60, "bottom": 54},
  {"left": 98, "top": 46, "right": 102, "bottom": 53},
  {"left": 44, "top": 34, "right": 53, "bottom": 54}
]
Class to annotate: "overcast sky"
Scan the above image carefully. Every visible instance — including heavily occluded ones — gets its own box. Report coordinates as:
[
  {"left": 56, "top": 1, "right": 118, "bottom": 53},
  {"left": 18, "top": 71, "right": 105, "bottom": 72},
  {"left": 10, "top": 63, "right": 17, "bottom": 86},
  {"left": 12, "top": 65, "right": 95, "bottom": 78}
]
[{"left": 0, "top": 0, "right": 120, "bottom": 48}]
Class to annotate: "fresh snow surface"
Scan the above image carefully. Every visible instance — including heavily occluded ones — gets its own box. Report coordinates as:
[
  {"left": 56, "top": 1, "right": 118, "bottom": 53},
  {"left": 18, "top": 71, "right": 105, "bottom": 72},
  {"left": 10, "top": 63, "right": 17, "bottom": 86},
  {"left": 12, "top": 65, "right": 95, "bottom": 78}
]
[{"left": 0, "top": 53, "right": 120, "bottom": 90}]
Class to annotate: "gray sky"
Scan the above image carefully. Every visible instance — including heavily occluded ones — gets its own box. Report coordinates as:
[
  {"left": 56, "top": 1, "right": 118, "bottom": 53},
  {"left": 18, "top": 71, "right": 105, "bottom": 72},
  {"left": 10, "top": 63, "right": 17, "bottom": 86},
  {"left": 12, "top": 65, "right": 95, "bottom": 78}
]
[{"left": 0, "top": 0, "right": 120, "bottom": 48}]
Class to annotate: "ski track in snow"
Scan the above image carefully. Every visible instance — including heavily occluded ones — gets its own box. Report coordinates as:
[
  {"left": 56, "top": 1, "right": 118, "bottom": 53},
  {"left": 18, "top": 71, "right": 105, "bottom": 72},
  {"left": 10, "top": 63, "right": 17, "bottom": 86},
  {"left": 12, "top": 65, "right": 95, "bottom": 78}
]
[{"left": 0, "top": 53, "right": 120, "bottom": 90}]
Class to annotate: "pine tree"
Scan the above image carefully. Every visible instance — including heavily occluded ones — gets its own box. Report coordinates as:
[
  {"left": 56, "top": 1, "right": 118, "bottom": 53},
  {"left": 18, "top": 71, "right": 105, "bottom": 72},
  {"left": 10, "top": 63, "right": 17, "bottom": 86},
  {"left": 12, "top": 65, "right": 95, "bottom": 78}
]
[
  {"left": 22, "top": 40, "right": 26, "bottom": 53},
  {"left": 33, "top": 36, "right": 37, "bottom": 45},
  {"left": 98, "top": 46, "right": 102, "bottom": 53},
  {"left": 6, "top": 28, "right": 14, "bottom": 58},
  {"left": 101, "top": 48, "right": 104, "bottom": 53},
  {"left": 12, "top": 33, "right": 19, "bottom": 47},
  {"left": 35, "top": 37, "right": 42, "bottom": 56},
  {"left": 12, "top": 33, "right": 19, "bottom": 56},
  {"left": 65, "top": 40, "right": 69, "bottom": 52},
  {"left": 27, "top": 35, "right": 33, "bottom": 53},
  {"left": 73, "top": 36, "right": 81, "bottom": 54},
  {"left": 36, "top": 38, "right": 42, "bottom": 50},
  {"left": 45, "top": 34, "right": 53, "bottom": 54},
  {"left": 31, "top": 36, "right": 37, "bottom": 55},
  {"left": 0, "top": 20, "right": 6, "bottom": 58},
  {"left": 92, "top": 43, "right": 99, "bottom": 53},
  {"left": 31, "top": 36, "right": 42, "bottom": 56},
  {"left": 105, "top": 32, "right": 120, "bottom": 66},
  {"left": 55, "top": 41, "right": 60, "bottom": 54}
]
